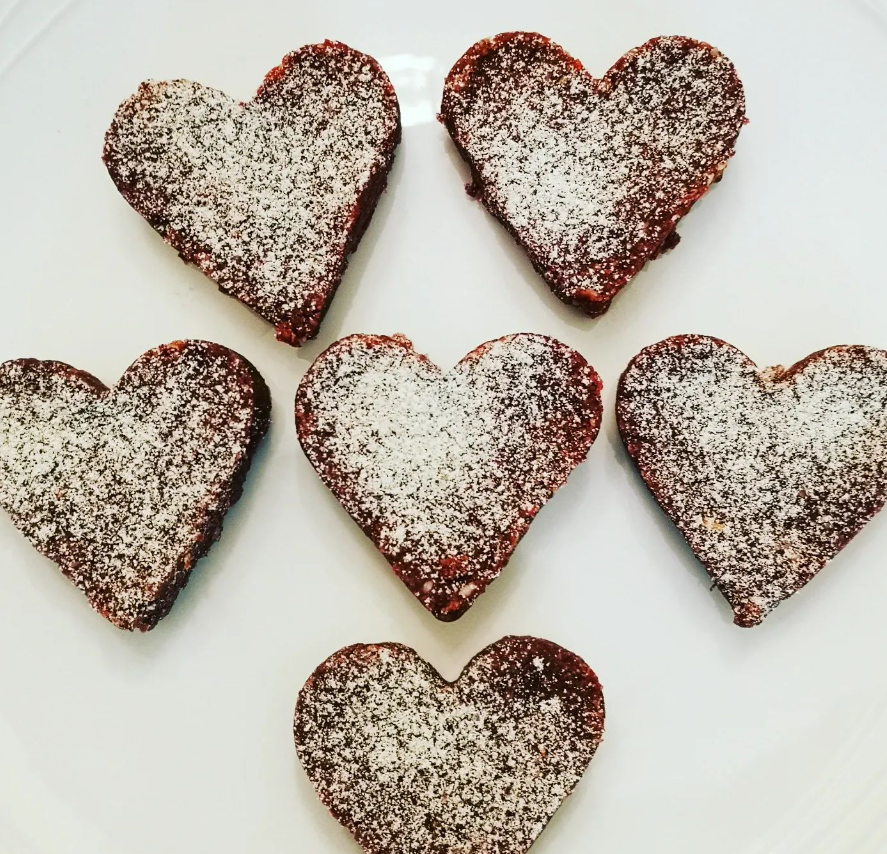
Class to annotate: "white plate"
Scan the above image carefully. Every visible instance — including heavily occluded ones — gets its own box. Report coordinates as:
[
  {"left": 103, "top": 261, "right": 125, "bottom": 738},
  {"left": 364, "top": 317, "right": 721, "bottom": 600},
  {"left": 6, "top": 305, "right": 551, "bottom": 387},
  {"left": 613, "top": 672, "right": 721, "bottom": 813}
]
[{"left": 1, "top": 0, "right": 887, "bottom": 851}]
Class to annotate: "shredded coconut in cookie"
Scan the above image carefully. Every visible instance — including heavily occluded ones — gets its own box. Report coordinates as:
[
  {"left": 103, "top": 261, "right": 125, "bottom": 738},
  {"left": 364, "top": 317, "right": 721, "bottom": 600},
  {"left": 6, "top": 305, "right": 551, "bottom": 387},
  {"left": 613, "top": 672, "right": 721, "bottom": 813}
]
[
  {"left": 0, "top": 342, "right": 267, "bottom": 630},
  {"left": 617, "top": 336, "right": 887, "bottom": 625},
  {"left": 442, "top": 34, "right": 745, "bottom": 312},
  {"left": 104, "top": 43, "right": 400, "bottom": 344},
  {"left": 296, "top": 334, "right": 601, "bottom": 619},
  {"left": 295, "top": 637, "right": 603, "bottom": 854}
]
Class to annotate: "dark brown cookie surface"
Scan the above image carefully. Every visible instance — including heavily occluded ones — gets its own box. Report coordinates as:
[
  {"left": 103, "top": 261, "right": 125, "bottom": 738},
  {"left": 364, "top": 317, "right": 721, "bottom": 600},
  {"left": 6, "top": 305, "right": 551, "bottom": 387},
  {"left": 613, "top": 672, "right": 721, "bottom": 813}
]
[
  {"left": 441, "top": 33, "right": 745, "bottom": 316},
  {"left": 617, "top": 335, "right": 887, "bottom": 626},
  {"left": 295, "top": 333, "right": 602, "bottom": 620},
  {"left": 104, "top": 42, "right": 401, "bottom": 346},
  {"left": 295, "top": 636, "right": 604, "bottom": 854},
  {"left": 0, "top": 340, "right": 270, "bottom": 630}
]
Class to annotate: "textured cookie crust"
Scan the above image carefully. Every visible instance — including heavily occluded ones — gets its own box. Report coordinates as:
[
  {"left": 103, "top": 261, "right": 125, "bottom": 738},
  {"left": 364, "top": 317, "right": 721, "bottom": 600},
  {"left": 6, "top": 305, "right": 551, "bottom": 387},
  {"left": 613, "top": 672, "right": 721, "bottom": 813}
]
[
  {"left": 295, "top": 333, "right": 602, "bottom": 620},
  {"left": 295, "top": 636, "right": 604, "bottom": 854},
  {"left": 617, "top": 335, "right": 887, "bottom": 626},
  {"left": 441, "top": 33, "right": 746, "bottom": 316},
  {"left": 0, "top": 341, "right": 271, "bottom": 630},
  {"left": 104, "top": 42, "right": 401, "bottom": 346}
]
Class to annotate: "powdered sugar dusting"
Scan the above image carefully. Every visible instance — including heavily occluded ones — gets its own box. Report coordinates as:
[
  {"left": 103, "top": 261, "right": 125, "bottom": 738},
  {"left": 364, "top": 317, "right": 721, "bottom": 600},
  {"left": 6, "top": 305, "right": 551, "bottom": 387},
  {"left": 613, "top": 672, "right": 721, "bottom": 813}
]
[
  {"left": 296, "top": 334, "right": 602, "bottom": 619},
  {"left": 617, "top": 335, "right": 887, "bottom": 626},
  {"left": 442, "top": 34, "right": 745, "bottom": 313},
  {"left": 104, "top": 42, "right": 400, "bottom": 345},
  {"left": 0, "top": 341, "right": 269, "bottom": 630},
  {"left": 295, "top": 637, "right": 604, "bottom": 854}
]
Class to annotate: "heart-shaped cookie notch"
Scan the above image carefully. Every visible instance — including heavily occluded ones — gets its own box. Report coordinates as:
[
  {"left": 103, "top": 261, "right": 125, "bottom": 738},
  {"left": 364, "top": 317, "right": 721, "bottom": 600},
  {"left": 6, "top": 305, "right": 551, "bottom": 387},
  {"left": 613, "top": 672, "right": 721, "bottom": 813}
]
[
  {"left": 295, "top": 333, "right": 602, "bottom": 620},
  {"left": 617, "top": 335, "right": 887, "bottom": 626},
  {"left": 0, "top": 341, "right": 270, "bottom": 630},
  {"left": 104, "top": 42, "right": 401, "bottom": 346},
  {"left": 295, "top": 636, "right": 605, "bottom": 854},
  {"left": 441, "top": 33, "right": 746, "bottom": 316}
]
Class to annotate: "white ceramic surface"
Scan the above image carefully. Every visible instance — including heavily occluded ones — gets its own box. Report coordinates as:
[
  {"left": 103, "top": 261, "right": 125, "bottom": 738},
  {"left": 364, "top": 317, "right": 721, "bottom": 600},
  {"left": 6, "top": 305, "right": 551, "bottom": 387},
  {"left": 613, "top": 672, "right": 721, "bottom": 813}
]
[{"left": 1, "top": 1, "right": 886, "bottom": 851}]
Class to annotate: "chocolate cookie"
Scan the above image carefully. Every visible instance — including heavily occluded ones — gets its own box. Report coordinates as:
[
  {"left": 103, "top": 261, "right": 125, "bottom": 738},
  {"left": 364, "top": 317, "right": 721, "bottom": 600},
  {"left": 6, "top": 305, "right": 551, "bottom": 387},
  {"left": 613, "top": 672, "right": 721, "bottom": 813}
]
[
  {"left": 295, "top": 636, "right": 604, "bottom": 854},
  {"left": 617, "top": 335, "right": 887, "bottom": 626},
  {"left": 441, "top": 33, "right": 746, "bottom": 316},
  {"left": 295, "top": 333, "right": 602, "bottom": 620},
  {"left": 0, "top": 340, "right": 270, "bottom": 630},
  {"left": 104, "top": 42, "right": 401, "bottom": 346}
]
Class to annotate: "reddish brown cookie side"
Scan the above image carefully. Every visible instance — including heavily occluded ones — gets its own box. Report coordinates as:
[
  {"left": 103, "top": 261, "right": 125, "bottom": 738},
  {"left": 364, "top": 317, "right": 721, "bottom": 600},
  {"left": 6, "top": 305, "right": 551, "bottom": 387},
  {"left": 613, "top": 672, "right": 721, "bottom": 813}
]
[
  {"left": 295, "top": 333, "right": 602, "bottom": 620},
  {"left": 104, "top": 41, "right": 401, "bottom": 346},
  {"left": 0, "top": 340, "right": 270, "bottom": 630},
  {"left": 617, "top": 334, "right": 887, "bottom": 626},
  {"left": 295, "top": 636, "right": 604, "bottom": 854},
  {"left": 441, "top": 33, "right": 746, "bottom": 316}
]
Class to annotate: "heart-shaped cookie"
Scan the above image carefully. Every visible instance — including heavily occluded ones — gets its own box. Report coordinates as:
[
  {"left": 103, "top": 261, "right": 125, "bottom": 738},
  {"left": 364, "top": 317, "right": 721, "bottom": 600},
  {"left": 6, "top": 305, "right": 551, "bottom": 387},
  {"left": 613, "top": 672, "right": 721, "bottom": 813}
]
[
  {"left": 295, "top": 334, "right": 602, "bottom": 620},
  {"left": 0, "top": 341, "right": 270, "bottom": 630},
  {"left": 441, "top": 33, "right": 746, "bottom": 316},
  {"left": 295, "top": 636, "right": 604, "bottom": 854},
  {"left": 617, "top": 335, "right": 887, "bottom": 627},
  {"left": 103, "top": 42, "right": 401, "bottom": 346}
]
